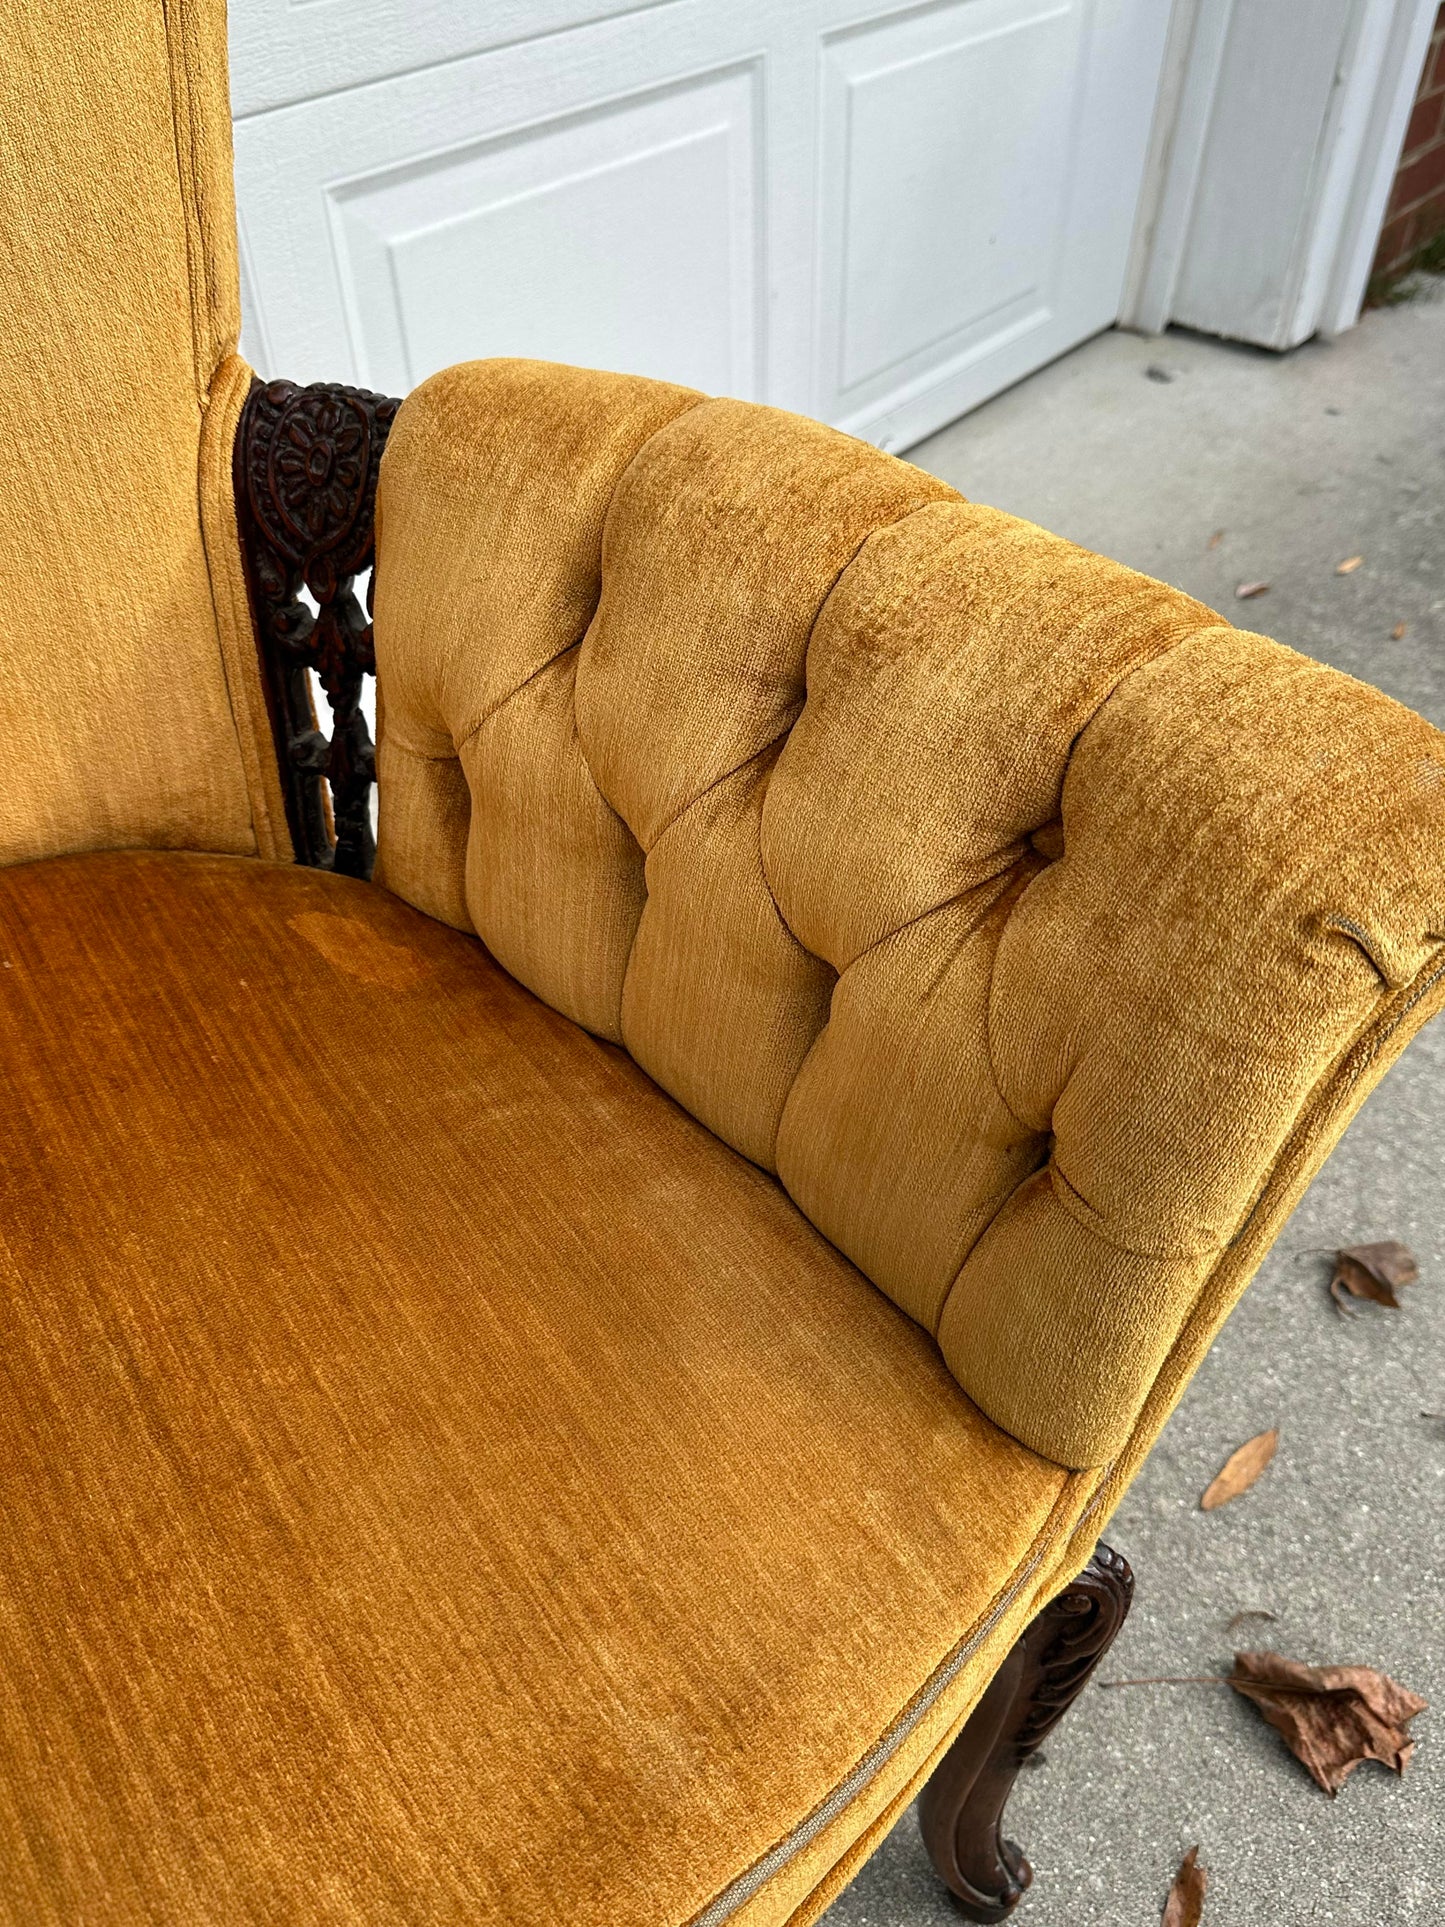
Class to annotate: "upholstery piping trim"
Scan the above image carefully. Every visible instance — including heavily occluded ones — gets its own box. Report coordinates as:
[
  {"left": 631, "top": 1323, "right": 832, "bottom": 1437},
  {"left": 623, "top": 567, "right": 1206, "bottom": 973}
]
[
  {"left": 197, "top": 353, "right": 293, "bottom": 862},
  {"left": 1220, "top": 945, "right": 1445, "bottom": 1259},
  {"left": 684, "top": 1473, "right": 1108, "bottom": 1927}
]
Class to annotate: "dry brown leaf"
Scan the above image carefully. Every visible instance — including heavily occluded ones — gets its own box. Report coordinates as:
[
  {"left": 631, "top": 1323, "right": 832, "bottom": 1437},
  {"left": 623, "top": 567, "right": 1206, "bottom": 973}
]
[
  {"left": 1162, "top": 1846, "right": 1207, "bottom": 1927},
  {"left": 1235, "top": 580, "right": 1270, "bottom": 599},
  {"left": 1335, "top": 555, "right": 1364, "bottom": 574},
  {"left": 1230, "top": 1650, "right": 1427, "bottom": 1795},
  {"left": 1207, "top": 529, "right": 1224, "bottom": 550},
  {"left": 1392, "top": 621, "right": 1408, "bottom": 639},
  {"left": 1329, "top": 1240, "right": 1419, "bottom": 1313},
  {"left": 1200, "top": 1428, "right": 1278, "bottom": 1510}
]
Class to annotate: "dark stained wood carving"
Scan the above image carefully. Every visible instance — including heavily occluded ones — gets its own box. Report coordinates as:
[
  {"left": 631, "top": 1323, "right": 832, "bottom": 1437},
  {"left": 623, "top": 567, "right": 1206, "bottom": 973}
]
[
  {"left": 234, "top": 378, "right": 401, "bottom": 877},
  {"left": 919, "top": 1544, "right": 1134, "bottom": 1922}
]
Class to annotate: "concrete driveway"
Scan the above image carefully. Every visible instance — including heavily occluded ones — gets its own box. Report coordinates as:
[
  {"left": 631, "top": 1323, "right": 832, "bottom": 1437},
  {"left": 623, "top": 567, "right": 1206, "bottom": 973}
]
[{"left": 822, "top": 291, "right": 1445, "bottom": 1927}]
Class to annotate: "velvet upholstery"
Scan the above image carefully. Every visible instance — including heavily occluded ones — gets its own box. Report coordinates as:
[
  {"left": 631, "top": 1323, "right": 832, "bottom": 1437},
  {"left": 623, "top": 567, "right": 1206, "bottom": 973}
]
[
  {"left": 0, "top": 0, "right": 287, "bottom": 866},
  {"left": 0, "top": 851, "right": 1098, "bottom": 1927},
  {"left": 374, "top": 359, "right": 1445, "bottom": 1472},
  {"left": 4, "top": 2, "right": 1445, "bottom": 1915}
]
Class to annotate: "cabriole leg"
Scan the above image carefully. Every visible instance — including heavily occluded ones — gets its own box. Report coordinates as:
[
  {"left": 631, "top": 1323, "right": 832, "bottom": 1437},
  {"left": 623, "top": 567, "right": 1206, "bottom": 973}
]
[{"left": 918, "top": 1545, "right": 1133, "bottom": 1922}]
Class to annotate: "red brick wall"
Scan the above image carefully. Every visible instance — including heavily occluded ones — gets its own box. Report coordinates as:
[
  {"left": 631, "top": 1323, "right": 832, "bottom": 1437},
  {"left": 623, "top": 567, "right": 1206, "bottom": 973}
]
[{"left": 1372, "top": 3, "right": 1445, "bottom": 283}]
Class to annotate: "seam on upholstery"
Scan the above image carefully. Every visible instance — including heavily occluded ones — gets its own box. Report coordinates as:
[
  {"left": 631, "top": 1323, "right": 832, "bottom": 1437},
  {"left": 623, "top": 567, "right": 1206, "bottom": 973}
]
[
  {"left": 453, "top": 641, "right": 583, "bottom": 757},
  {"left": 755, "top": 796, "right": 839, "bottom": 1172},
  {"left": 196, "top": 354, "right": 291, "bottom": 861},
  {"left": 929, "top": 1154, "right": 1222, "bottom": 1352},
  {"left": 1223, "top": 945, "right": 1445, "bottom": 1254},
  {"left": 1045, "top": 1158, "right": 1224, "bottom": 1264},
  {"left": 160, "top": 0, "right": 212, "bottom": 405},
  {"left": 452, "top": 641, "right": 641, "bottom": 869},
  {"left": 962, "top": 862, "right": 1047, "bottom": 1138},
  {"left": 775, "top": 863, "right": 1040, "bottom": 1184},
  {"left": 979, "top": 893, "right": 1043, "bottom": 1135},
  {"left": 1231, "top": 942, "right": 1445, "bottom": 1254},
  {"left": 933, "top": 903, "right": 1428, "bottom": 1362},
  {"left": 757, "top": 824, "right": 810, "bottom": 946},
  {"left": 1321, "top": 913, "right": 1393, "bottom": 987},
  {"left": 618, "top": 462, "right": 949, "bottom": 1069},
  {"left": 845, "top": 851, "right": 1038, "bottom": 986},
  {"left": 649, "top": 717, "right": 803, "bottom": 855},
  {"left": 1339, "top": 944, "right": 1445, "bottom": 1076},
  {"left": 773, "top": 1459, "right": 1109, "bottom": 1927},
  {"left": 602, "top": 391, "right": 716, "bottom": 525},
  {"left": 751, "top": 782, "right": 834, "bottom": 981},
  {"left": 683, "top": 1472, "right": 1107, "bottom": 1927},
  {"left": 450, "top": 398, "right": 719, "bottom": 759},
  {"left": 978, "top": 619, "right": 1237, "bottom": 1136},
  {"left": 757, "top": 496, "right": 982, "bottom": 1163},
  {"left": 384, "top": 736, "right": 463, "bottom": 766},
  {"left": 1040, "top": 948, "right": 1445, "bottom": 1505},
  {"left": 643, "top": 497, "right": 957, "bottom": 863},
  {"left": 560, "top": 391, "right": 713, "bottom": 775},
  {"left": 964, "top": 628, "right": 1320, "bottom": 1307}
]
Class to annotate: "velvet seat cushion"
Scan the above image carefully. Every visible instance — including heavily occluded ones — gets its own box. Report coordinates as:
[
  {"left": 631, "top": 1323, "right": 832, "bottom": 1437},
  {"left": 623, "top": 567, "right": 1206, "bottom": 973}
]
[{"left": 0, "top": 851, "right": 1094, "bottom": 1927}]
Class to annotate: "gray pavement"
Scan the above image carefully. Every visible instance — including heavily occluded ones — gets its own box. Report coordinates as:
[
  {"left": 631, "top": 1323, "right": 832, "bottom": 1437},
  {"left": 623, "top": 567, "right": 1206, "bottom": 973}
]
[{"left": 822, "top": 293, "right": 1445, "bottom": 1927}]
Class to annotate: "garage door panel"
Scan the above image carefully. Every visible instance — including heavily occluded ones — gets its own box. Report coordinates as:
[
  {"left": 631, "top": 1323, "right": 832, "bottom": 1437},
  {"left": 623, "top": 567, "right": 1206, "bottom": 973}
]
[
  {"left": 819, "top": 0, "right": 1078, "bottom": 418},
  {"left": 230, "top": 0, "right": 676, "bottom": 117},
  {"left": 232, "top": 0, "right": 1171, "bottom": 444},
  {"left": 234, "top": 6, "right": 781, "bottom": 394},
  {"left": 331, "top": 67, "right": 762, "bottom": 398}
]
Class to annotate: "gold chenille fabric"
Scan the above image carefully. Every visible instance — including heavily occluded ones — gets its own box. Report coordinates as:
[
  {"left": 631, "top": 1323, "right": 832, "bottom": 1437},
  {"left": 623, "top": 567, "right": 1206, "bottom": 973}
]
[
  {"left": 0, "top": 850, "right": 1091, "bottom": 1927},
  {"left": 0, "top": 0, "right": 286, "bottom": 865},
  {"left": 8, "top": 2, "right": 1444, "bottom": 1918},
  {"left": 376, "top": 359, "right": 1445, "bottom": 1472}
]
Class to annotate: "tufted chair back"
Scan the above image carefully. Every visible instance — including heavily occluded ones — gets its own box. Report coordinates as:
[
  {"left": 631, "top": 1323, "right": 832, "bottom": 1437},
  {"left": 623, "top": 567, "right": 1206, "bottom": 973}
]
[
  {"left": 373, "top": 359, "right": 1445, "bottom": 1471},
  {"left": 0, "top": 0, "right": 285, "bottom": 868}
]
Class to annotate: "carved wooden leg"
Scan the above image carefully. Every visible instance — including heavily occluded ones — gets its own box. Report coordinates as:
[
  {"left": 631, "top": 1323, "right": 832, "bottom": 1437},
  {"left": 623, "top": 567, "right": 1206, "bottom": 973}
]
[{"left": 918, "top": 1545, "right": 1133, "bottom": 1922}]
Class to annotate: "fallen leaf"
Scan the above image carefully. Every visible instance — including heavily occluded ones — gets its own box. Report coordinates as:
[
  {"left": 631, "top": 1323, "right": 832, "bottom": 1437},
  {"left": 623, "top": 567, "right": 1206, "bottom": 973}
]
[
  {"left": 1207, "top": 529, "right": 1224, "bottom": 550},
  {"left": 1225, "top": 1608, "right": 1278, "bottom": 1634},
  {"left": 1335, "top": 555, "right": 1364, "bottom": 574},
  {"left": 1201, "top": 1428, "right": 1278, "bottom": 1510},
  {"left": 1235, "top": 580, "right": 1270, "bottom": 599},
  {"left": 1329, "top": 1240, "right": 1419, "bottom": 1313},
  {"left": 1230, "top": 1650, "right": 1427, "bottom": 1795},
  {"left": 1162, "top": 1846, "right": 1207, "bottom": 1927},
  {"left": 1392, "top": 621, "right": 1407, "bottom": 639}
]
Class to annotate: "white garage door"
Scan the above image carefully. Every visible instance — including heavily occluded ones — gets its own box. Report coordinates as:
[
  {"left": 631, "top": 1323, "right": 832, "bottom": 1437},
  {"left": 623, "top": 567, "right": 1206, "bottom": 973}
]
[{"left": 231, "top": 0, "right": 1172, "bottom": 450}]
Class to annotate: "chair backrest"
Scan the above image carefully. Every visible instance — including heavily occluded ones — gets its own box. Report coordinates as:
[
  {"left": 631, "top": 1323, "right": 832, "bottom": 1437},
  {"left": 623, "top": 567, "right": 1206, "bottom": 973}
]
[
  {"left": 0, "top": 0, "right": 282, "bottom": 866},
  {"left": 373, "top": 361, "right": 1445, "bottom": 1473}
]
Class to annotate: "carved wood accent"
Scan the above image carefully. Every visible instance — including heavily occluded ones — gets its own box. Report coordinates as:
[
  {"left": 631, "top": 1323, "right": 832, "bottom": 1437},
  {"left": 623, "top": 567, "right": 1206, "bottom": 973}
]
[
  {"left": 234, "top": 378, "right": 400, "bottom": 877},
  {"left": 919, "top": 1544, "right": 1134, "bottom": 1922}
]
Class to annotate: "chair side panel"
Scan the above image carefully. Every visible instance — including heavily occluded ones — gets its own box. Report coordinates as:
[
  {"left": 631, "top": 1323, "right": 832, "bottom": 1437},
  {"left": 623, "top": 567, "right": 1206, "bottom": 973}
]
[{"left": 0, "top": 0, "right": 259, "bottom": 864}]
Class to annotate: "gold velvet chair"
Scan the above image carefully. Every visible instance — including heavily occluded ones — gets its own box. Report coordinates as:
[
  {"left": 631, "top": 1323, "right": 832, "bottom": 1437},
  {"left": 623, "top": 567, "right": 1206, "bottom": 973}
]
[{"left": 2, "top": 6, "right": 1442, "bottom": 1924}]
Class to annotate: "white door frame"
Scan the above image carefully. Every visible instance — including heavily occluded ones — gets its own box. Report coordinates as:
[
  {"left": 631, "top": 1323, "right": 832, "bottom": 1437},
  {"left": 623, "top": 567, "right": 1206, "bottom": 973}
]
[{"left": 1122, "top": 0, "right": 1437, "bottom": 347}]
